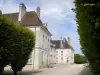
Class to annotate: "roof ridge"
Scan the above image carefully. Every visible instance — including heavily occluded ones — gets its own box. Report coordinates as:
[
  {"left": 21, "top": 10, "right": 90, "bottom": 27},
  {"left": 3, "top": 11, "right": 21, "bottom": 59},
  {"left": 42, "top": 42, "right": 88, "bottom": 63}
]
[{"left": 3, "top": 11, "right": 36, "bottom": 15}]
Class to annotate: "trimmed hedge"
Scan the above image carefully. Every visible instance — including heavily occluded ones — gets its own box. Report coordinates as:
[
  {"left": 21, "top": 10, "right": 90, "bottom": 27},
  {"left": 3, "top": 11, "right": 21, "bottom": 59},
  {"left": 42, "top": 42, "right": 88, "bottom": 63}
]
[
  {"left": 74, "top": 0, "right": 100, "bottom": 75},
  {"left": 74, "top": 54, "right": 87, "bottom": 64},
  {"left": 0, "top": 14, "right": 35, "bottom": 75}
]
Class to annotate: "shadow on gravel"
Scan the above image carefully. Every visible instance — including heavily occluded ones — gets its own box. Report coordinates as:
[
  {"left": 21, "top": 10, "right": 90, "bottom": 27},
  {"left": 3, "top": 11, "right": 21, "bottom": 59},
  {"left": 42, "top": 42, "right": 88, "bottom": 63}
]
[
  {"left": 79, "top": 67, "right": 93, "bottom": 75},
  {"left": 1, "top": 70, "right": 42, "bottom": 75}
]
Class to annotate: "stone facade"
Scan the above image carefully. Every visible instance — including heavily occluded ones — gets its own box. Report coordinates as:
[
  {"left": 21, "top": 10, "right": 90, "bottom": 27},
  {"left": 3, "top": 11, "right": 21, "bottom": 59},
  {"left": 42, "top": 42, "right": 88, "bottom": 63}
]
[
  {"left": 27, "top": 26, "right": 51, "bottom": 70},
  {"left": 49, "top": 43, "right": 56, "bottom": 64},
  {"left": 55, "top": 49, "right": 74, "bottom": 64},
  {"left": 52, "top": 37, "right": 74, "bottom": 64}
]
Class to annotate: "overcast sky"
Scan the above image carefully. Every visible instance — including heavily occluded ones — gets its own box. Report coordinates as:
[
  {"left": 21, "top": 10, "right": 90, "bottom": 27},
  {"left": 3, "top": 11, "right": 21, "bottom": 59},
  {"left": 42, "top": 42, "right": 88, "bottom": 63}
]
[{"left": 0, "top": 0, "right": 82, "bottom": 54}]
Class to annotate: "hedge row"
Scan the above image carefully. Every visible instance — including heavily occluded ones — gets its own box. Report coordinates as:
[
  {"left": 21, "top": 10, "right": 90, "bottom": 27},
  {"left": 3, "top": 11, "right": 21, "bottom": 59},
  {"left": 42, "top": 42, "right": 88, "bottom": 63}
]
[
  {"left": 0, "top": 14, "right": 35, "bottom": 75},
  {"left": 74, "top": 54, "right": 87, "bottom": 64},
  {"left": 74, "top": 0, "right": 100, "bottom": 75}
]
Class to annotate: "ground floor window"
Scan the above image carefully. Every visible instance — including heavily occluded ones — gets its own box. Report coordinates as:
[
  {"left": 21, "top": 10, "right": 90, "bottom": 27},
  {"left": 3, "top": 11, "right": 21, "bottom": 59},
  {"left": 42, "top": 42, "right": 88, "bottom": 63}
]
[
  {"left": 66, "top": 60, "right": 69, "bottom": 63},
  {"left": 61, "top": 57, "right": 63, "bottom": 63}
]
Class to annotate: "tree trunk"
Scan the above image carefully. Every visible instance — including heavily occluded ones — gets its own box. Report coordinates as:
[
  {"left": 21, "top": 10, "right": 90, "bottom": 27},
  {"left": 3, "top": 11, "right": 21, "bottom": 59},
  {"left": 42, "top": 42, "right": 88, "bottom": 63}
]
[
  {"left": 13, "top": 71, "right": 17, "bottom": 75},
  {"left": 0, "top": 68, "right": 4, "bottom": 74}
]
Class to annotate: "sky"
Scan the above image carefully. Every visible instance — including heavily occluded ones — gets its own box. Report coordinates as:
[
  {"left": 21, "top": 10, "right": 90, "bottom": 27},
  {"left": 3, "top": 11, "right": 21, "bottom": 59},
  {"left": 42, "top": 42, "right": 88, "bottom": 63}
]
[{"left": 0, "top": 0, "right": 82, "bottom": 54}]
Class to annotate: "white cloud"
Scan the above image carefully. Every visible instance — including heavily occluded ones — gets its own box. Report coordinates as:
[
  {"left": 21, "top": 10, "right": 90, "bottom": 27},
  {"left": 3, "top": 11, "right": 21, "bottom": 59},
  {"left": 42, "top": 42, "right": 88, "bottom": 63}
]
[
  {"left": 40, "top": 0, "right": 74, "bottom": 21},
  {"left": 0, "top": 0, "right": 33, "bottom": 13},
  {"left": 0, "top": 0, "right": 17, "bottom": 13},
  {"left": 0, "top": 0, "right": 3, "bottom": 8}
]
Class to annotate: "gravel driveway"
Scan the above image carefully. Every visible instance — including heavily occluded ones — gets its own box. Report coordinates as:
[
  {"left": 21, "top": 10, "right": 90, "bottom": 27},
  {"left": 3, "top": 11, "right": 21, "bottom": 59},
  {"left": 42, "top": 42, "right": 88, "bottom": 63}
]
[
  {"left": 33, "top": 64, "right": 86, "bottom": 75},
  {"left": 2, "top": 64, "right": 92, "bottom": 75}
]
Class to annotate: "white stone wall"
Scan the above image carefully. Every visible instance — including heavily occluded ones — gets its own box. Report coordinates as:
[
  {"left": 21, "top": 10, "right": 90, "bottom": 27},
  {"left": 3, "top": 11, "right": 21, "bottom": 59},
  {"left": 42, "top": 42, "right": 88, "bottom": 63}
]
[
  {"left": 39, "top": 27, "right": 51, "bottom": 67},
  {"left": 49, "top": 47, "right": 56, "bottom": 64},
  {"left": 27, "top": 26, "right": 40, "bottom": 70},
  {"left": 27, "top": 26, "right": 51, "bottom": 70},
  {"left": 55, "top": 49, "right": 74, "bottom": 64}
]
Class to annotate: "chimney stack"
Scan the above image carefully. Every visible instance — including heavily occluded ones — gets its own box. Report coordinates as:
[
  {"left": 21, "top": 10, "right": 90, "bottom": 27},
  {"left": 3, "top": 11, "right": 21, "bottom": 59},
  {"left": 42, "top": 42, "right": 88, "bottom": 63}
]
[
  {"left": 63, "top": 38, "right": 66, "bottom": 42},
  {"left": 36, "top": 6, "right": 40, "bottom": 18},
  {"left": 60, "top": 37, "right": 63, "bottom": 48},
  {"left": 18, "top": 2, "right": 26, "bottom": 21},
  {"left": 0, "top": 10, "right": 2, "bottom": 14},
  {"left": 68, "top": 37, "right": 71, "bottom": 45}
]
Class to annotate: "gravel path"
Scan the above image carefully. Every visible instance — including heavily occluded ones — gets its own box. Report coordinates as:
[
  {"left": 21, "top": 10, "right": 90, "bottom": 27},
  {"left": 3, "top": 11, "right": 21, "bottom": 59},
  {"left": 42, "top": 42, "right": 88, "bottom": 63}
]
[
  {"left": 33, "top": 64, "right": 86, "bottom": 75},
  {"left": 2, "top": 64, "right": 91, "bottom": 75}
]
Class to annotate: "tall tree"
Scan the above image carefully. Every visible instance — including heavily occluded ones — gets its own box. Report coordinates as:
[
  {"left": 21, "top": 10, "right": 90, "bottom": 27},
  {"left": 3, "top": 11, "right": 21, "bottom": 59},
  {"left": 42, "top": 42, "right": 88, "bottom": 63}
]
[
  {"left": 74, "top": 0, "right": 100, "bottom": 75},
  {"left": 0, "top": 14, "right": 35, "bottom": 75},
  {"left": 74, "top": 54, "right": 87, "bottom": 64}
]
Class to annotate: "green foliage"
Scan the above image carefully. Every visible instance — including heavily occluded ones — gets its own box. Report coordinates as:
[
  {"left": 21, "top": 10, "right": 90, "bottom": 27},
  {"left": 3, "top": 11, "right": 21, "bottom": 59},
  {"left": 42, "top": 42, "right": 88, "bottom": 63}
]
[
  {"left": 74, "top": 0, "right": 100, "bottom": 75},
  {"left": 0, "top": 14, "right": 35, "bottom": 74},
  {"left": 74, "top": 54, "right": 87, "bottom": 64}
]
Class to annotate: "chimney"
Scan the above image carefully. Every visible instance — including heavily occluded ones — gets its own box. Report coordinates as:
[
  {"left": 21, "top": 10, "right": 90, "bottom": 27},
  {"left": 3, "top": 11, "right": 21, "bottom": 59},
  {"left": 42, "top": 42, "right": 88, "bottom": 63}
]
[
  {"left": 18, "top": 2, "right": 26, "bottom": 21},
  {"left": 68, "top": 37, "right": 71, "bottom": 45},
  {"left": 36, "top": 6, "right": 40, "bottom": 18},
  {"left": 63, "top": 38, "right": 66, "bottom": 42},
  {"left": 60, "top": 37, "right": 63, "bottom": 48},
  {"left": 0, "top": 10, "right": 2, "bottom": 14}
]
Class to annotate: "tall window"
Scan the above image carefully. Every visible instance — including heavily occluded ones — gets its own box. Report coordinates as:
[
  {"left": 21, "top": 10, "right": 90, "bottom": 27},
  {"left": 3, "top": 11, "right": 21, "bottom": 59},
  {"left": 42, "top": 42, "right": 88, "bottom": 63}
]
[
  {"left": 43, "top": 35, "right": 44, "bottom": 41},
  {"left": 56, "top": 57, "right": 58, "bottom": 62},
  {"left": 61, "top": 51, "right": 63, "bottom": 56},
  {"left": 66, "top": 60, "right": 69, "bottom": 63},
  {"left": 48, "top": 39, "right": 49, "bottom": 42},
  {"left": 61, "top": 57, "right": 63, "bottom": 62}
]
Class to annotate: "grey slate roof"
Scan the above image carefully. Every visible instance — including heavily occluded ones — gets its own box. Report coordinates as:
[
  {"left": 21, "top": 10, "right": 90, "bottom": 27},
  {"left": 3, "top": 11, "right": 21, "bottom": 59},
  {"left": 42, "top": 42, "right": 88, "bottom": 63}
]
[{"left": 51, "top": 40, "right": 74, "bottom": 50}]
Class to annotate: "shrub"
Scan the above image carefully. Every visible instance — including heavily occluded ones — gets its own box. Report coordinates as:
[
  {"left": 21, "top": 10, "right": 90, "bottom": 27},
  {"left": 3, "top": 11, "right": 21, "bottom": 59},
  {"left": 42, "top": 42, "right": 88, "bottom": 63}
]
[
  {"left": 74, "top": 54, "right": 87, "bottom": 64},
  {"left": 74, "top": 0, "right": 100, "bottom": 75},
  {"left": 0, "top": 14, "right": 35, "bottom": 75}
]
